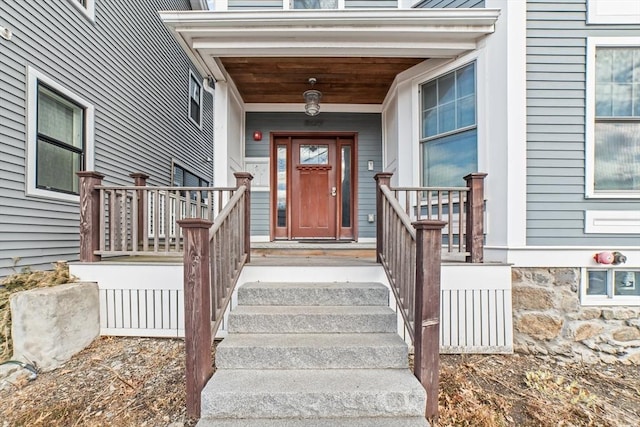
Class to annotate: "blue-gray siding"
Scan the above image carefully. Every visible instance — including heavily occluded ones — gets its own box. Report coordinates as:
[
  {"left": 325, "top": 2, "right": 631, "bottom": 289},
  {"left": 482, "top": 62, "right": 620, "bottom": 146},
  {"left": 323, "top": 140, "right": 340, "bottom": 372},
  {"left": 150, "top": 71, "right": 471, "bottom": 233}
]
[
  {"left": 0, "top": 0, "right": 213, "bottom": 276},
  {"left": 245, "top": 112, "right": 382, "bottom": 239},
  {"left": 414, "top": 0, "right": 484, "bottom": 8},
  {"left": 228, "top": 0, "right": 397, "bottom": 9},
  {"left": 527, "top": 0, "right": 640, "bottom": 245}
]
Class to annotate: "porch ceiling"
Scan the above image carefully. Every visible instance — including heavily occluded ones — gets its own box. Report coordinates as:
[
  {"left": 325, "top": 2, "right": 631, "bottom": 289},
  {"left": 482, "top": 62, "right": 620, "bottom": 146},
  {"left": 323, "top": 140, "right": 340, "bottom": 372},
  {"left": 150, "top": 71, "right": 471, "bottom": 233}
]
[
  {"left": 161, "top": 8, "right": 500, "bottom": 105},
  {"left": 220, "top": 57, "right": 425, "bottom": 104}
]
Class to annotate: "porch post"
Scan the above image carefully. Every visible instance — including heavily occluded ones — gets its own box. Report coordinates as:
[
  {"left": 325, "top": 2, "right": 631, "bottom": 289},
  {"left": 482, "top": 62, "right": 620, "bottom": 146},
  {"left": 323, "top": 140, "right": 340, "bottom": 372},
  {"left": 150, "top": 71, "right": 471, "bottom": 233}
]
[
  {"left": 234, "top": 172, "right": 253, "bottom": 263},
  {"left": 413, "top": 219, "right": 446, "bottom": 422},
  {"left": 77, "top": 171, "right": 104, "bottom": 262},
  {"left": 464, "top": 173, "right": 487, "bottom": 263},
  {"left": 374, "top": 172, "right": 393, "bottom": 263},
  {"left": 129, "top": 172, "right": 149, "bottom": 247},
  {"left": 178, "top": 218, "right": 214, "bottom": 419}
]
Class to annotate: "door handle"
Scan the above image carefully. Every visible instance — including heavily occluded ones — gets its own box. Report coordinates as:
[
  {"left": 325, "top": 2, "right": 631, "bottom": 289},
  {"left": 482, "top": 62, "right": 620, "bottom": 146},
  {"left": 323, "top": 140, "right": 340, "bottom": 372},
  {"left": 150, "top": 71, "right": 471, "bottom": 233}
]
[{"left": 331, "top": 187, "right": 337, "bottom": 197}]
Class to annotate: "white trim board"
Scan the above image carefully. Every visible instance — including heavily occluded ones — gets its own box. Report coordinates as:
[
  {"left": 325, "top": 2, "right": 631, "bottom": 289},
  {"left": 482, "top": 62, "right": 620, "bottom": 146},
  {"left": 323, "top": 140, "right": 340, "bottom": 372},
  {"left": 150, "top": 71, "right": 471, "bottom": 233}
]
[{"left": 585, "top": 210, "right": 640, "bottom": 234}]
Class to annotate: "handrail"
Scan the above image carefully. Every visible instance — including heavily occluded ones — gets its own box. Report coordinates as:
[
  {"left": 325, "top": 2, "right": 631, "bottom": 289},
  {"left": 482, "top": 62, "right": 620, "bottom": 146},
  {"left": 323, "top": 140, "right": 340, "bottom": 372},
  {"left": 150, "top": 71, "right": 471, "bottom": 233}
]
[
  {"left": 375, "top": 171, "right": 486, "bottom": 422},
  {"left": 178, "top": 172, "right": 252, "bottom": 419}
]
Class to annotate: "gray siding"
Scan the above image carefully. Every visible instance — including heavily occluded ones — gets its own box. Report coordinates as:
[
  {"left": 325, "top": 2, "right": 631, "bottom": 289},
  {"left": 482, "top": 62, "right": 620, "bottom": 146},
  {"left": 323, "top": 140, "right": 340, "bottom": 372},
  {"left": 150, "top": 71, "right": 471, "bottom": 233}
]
[
  {"left": 245, "top": 112, "right": 382, "bottom": 239},
  {"left": 414, "top": 0, "right": 484, "bottom": 8},
  {"left": 0, "top": 0, "right": 214, "bottom": 276},
  {"left": 527, "top": 0, "right": 640, "bottom": 245}
]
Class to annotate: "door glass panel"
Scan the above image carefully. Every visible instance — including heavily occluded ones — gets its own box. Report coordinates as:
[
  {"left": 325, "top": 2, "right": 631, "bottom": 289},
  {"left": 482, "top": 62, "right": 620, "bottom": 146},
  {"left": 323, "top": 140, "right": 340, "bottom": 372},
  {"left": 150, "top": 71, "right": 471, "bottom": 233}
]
[
  {"left": 277, "top": 145, "right": 287, "bottom": 227},
  {"left": 341, "top": 146, "right": 351, "bottom": 228},
  {"left": 300, "top": 145, "right": 329, "bottom": 164}
]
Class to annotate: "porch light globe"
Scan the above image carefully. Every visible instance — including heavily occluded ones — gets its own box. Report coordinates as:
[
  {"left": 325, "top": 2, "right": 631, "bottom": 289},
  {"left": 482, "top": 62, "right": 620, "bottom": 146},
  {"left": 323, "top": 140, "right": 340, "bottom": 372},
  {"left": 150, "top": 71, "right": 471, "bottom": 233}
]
[{"left": 303, "top": 89, "right": 322, "bottom": 116}]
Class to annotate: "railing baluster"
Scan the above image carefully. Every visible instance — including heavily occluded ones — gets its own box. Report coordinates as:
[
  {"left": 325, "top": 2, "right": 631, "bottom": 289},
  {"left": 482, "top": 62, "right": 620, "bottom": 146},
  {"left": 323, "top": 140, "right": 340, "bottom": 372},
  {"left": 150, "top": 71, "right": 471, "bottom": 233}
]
[{"left": 447, "top": 191, "right": 454, "bottom": 253}]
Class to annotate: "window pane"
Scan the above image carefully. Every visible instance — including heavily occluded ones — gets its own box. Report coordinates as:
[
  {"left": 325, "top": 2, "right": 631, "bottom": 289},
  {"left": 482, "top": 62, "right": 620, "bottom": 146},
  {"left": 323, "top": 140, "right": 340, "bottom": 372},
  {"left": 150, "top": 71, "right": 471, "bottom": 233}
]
[
  {"left": 422, "top": 81, "right": 437, "bottom": 109},
  {"left": 456, "top": 64, "right": 475, "bottom": 98},
  {"left": 614, "top": 271, "right": 640, "bottom": 296},
  {"left": 594, "top": 122, "right": 640, "bottom": 191},
  {"left": 37, "top": 139, "right": 80, "bottom": 193},
  {"left": 613, "top": 49, "right": 634, "bottom": 83},
  {"left": 277, "top": 145, "right": 287, "bottom": 227},
  {"left": 38, "top": 86, "right": 83, "bottom": 148},
  {"left": 457, "top": 94, "right": 476, "bottom": 128},
  {"left": 422, "top": 128, "right": 477, "bottom": 187},
  {"left": 293, "top": 0, "right": 337, "bottom": 8},
  {"left": 341, "top": 146, "right": 351, "bottom": 228},
  {"left": 612, "top": 84, "right": 633, "bottom": 116},
  {"left": 438, "top": 73, "right": 455, "bottom": 104},
  {"left": 595, "top": 83, "right": 613, "bottom": 117},
  {"left": 422, "top": 108, "right": 437, "bottom": 138},
  {"left": 596, "top": 49, "right": 613, "bottom": 83},
  {"left": 438, "top": 102, "right": 455, "bottom": 134},
  {"left": 300, "top": 145, "right": 328, "bottom": 164},
  {"left": 587, "top": 270, "right": 608, "bottom": 295},
  {"left": 189, "top": 75, "right": 201, "bottom": 125}
]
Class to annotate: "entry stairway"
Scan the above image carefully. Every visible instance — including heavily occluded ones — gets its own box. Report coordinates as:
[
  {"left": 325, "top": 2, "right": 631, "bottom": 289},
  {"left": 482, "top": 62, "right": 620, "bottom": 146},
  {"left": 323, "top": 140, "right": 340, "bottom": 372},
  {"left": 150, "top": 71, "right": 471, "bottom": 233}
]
[{"left": 198, "top": 281, "right": 429, "bottom": 426}]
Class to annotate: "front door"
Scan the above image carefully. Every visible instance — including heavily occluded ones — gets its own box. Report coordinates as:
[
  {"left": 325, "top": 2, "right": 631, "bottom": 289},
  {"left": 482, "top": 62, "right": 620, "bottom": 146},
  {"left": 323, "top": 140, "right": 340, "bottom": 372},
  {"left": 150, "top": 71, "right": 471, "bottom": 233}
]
[{"left": 271, "top": 133, "right": 357, "bottom": 240}]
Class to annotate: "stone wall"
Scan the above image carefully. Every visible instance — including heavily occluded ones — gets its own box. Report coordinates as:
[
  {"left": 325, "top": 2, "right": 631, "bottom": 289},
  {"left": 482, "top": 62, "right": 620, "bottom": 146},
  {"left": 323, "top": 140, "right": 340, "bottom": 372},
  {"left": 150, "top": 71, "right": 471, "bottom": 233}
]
[{"left": 512, "top": 268, "right": 640, "bottom": 365}]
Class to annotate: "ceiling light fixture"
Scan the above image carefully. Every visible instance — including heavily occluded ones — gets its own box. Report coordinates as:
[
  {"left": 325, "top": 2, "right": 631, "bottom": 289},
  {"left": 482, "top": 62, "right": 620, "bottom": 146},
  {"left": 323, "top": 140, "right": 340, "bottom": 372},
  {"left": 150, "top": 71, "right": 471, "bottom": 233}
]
[{"left": 303, "top": 77, "right": 322, "bottom": 116}]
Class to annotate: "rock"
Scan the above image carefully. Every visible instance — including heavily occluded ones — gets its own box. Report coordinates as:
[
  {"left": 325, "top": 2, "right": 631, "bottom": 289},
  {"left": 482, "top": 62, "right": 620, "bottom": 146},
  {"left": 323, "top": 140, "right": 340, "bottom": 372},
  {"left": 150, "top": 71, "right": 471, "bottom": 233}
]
[
  {"left": 559, "top": 290, "right": 580, "bottom": 312},
  {"left": 580, "top": 308, "right": 602, "bottom": 320},
  {"left": 515, "top": 314, "right": 563, "bottom": 340},
  {"left": 573, "top": 323, "right": 604, "bottom": 341},
  {"left": 512, "top": 287, "right": 554, "bottom": 310},
  {"left": 628, "top": 318, "right": 640, "bottom": 328},
  {"left": 612, "top": 327, "right": 640, "bottom": 342},
  {"left": 531, "top": 271, "right": 554, "bottom": 287},
  {"left": 10, "top": 282, "right": 99, "bottom": 372},
  {"left": 512, "top": 268, "right": 524, "bottom": 283},
  {"left": 550, "top": 268, "right": 579, "bottom": 287},
  {"left": 625, "top": 352, "right": 640, "bottom": 365},
  {"left": 600, "top": 354, "right": 618, "bottom": 364},
  {"left": 602, "top": 309, "right": 637, "bottom": 320}
]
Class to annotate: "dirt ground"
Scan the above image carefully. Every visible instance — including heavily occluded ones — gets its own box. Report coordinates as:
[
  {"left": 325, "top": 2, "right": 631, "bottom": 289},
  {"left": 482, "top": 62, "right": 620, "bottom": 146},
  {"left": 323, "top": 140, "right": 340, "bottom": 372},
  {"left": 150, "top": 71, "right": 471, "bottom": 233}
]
[{"left": 1, "top": 336, "right": 639, "bottom": 427}]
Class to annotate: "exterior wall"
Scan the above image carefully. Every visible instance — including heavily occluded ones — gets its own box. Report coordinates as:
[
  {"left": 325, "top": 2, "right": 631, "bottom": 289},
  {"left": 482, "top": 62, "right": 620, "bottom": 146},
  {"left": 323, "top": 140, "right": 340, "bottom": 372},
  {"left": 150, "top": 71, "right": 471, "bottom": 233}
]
[
  {"left": 526, "top": 0, "right": 640, "bottom": 246},
  {"left": 414, "top": 0, "right": 485, "bottom": 8},
  {"left": 245, "top": 112, "right": 382, "bottom": 240},
  {"left": 0, "top": 0, "right": 214, "bottom": 277},
  {"left": 513, "top": 267, "right": 640, "bottom": 365}
]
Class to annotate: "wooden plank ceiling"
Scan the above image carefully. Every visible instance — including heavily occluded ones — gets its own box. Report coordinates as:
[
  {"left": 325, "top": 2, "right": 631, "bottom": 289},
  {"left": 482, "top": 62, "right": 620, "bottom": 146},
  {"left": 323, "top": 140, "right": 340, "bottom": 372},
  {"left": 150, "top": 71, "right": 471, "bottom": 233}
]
[{"left": 220, "top": 57, "right": 425, "bottom": 104}]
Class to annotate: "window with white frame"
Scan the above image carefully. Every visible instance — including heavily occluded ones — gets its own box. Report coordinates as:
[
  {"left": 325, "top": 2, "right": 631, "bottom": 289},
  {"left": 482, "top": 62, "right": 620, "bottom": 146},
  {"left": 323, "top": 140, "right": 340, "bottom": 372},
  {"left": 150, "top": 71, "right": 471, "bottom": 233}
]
[
  {"left": 583, "top": 268, "right": 640, "bottom": 305},
  {"left": 420, "top": 62, "right": 477, "bottom": 187},
  {"left": 172, "top": 162, "right": 209, "bottom": 201},
  {"left": 590, "top": 45, "right": 640, "bottom": 195},
  {"left": 189, "top": 72, "right": 202, "bottom": 127},
  {"left": 27, "top": 67, "right": 94, "bottom": 202},
  {"left": 293, "top": 0, "right": 338, "bottom": 8}
]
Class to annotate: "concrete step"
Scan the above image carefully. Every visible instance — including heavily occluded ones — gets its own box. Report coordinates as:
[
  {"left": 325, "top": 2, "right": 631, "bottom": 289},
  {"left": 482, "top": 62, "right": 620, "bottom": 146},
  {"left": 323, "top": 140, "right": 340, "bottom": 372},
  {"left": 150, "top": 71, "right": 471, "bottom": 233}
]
[
  {"left": 200, "top": 369, "right": 427, "bottom": 420},
  {"left": 216, "top": 333, "right": 408, "bottom": 369},
  {"left": 227, "top": 305, "right": 397, "bottom": 334},
  {"left": 238, "top": 282, "right": 389, "bottom": 306},
  {"left": 198, "top": 416, "right": 429, "bottom": 427}
]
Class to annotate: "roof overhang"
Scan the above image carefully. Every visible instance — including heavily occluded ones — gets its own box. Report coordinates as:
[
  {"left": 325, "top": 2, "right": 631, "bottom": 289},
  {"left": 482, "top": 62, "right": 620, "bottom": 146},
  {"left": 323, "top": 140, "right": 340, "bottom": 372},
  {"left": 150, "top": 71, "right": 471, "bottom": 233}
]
[{"left": 161, "top": 8, "right": 500, "bottom": 82}]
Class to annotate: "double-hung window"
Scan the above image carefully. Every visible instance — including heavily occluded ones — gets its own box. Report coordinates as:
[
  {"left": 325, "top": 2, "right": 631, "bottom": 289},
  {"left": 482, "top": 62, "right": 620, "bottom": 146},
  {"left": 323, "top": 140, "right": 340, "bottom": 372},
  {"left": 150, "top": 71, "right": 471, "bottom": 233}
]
[
  {"left": 591, "top": 46, "right": 640, "bottom": 194},
  {"left": 189, "top": 72, "right": 202, "bottom": 127},
  {"left": 27, "top": 66, "right": 94, "bottom": 202},
  {"left": 420, "top": 62, "right": 477, "bottom": 187},
  {"left": 36, "top": 85, "right": 85, "bottom": 195}
]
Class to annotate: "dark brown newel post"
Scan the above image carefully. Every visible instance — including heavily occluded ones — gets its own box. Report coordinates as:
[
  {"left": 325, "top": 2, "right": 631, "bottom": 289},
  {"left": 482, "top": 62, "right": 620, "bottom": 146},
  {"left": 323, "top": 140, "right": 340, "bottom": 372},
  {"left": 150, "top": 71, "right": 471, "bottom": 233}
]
[
  {"left": 464, "top": 173, "right": 487, "bottom": 263},
  {"left": 374, "top": 172, "right": 393, "bottom": 263},
  {"left": 77, "top": 171, "right": 104, "bottom": 262},
  {"left": 178, "top": 218, "right": 214, "bottom": 419},
  {"left": 234, "top": 172, "right": 253, "bottom": 263},
  {"left": 129, "top": 172, "right": 149, "bottom": 245},
  {"left": 413, "top": 219, "right": 446, "bottom": 422}
]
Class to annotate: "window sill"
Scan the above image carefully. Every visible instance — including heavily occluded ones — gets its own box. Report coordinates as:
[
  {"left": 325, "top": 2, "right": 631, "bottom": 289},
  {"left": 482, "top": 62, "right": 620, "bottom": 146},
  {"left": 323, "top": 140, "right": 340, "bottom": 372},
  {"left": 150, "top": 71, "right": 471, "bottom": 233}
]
[{"left": 26, "top": 187, "right": 80, "bottom": 204}]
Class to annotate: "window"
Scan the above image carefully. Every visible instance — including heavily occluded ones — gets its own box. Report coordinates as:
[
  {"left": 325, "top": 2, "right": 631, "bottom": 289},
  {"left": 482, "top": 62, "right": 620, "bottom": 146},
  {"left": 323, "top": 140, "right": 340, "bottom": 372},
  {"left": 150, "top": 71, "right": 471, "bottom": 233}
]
[
  {"left": 587, "top": 40, "right": 640, "bottom": 197},
  {"left": 293, "top": 0, "right": 338, "bottom": 8},
  {"left": 420, "top": 62, "right": 477, "bottom": 187},
  {"left": 189, "top": 72, "right": 202, "bottom": 127},
  {"left": 27, "top": 67, "right": 94, "bottom": 202},
  {"left": 172, "top": 163, "right": 209, "bottom": 201},
  {"left": 583, "top": 268, "right": 640, "bottom": 306}
]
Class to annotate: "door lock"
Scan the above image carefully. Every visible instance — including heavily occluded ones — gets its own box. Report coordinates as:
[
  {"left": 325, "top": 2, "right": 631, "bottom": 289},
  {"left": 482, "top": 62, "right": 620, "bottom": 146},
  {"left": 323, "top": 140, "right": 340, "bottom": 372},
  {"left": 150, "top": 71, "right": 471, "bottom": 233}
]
[{"left": 331, "top": 187, "right": 337, "bottom": 197}]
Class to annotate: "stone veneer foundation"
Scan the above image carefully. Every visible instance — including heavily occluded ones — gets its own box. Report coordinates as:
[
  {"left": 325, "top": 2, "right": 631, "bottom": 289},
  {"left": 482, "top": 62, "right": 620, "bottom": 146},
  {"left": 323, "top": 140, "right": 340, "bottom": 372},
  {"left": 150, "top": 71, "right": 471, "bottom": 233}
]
[{"left": 512, "top": 268, "right": 640, "bottom": 365}]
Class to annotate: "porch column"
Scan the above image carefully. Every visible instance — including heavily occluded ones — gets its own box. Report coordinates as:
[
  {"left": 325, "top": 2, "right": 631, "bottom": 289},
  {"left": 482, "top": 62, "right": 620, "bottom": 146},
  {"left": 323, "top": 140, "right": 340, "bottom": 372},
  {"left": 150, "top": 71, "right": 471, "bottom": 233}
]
[
  {"left": 234, "top": 172, "right": 253, "bottom": 263},
  {"left": 464, "top": 173, "right": 488, "bottom": 263},
  {"left": 129, "top": 173, "right": 149, "bottom": 248},
  {"left": 77, "top": 171, "right": 104, "bottom": 263},
  {"left": 374, "top": 172, "right": 393, "bottom": 263},
  {"left": 179, "top": 218, "right": 214, "bottom": 419},
  {"left": 413, "top": 219, "right": 446, "bottom": 422}
]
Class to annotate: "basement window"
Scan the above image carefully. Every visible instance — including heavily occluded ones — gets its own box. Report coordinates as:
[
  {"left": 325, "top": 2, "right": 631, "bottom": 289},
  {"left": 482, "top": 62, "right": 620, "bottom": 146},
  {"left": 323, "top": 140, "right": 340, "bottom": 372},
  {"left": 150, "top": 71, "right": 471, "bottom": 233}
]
[{"left": 582, "top": 268, "right": 640, "bottom": 306}]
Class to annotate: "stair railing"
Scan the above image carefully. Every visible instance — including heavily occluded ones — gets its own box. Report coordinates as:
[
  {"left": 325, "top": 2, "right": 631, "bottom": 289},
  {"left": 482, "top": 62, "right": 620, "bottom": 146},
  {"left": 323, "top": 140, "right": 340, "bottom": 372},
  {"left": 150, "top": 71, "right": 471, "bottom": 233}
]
[
  {"left": 77, "top": 172, "right": 238, "bottom": 260},
  {"left": 178, "top": 172, "right": 252, "bottom": 419}
]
